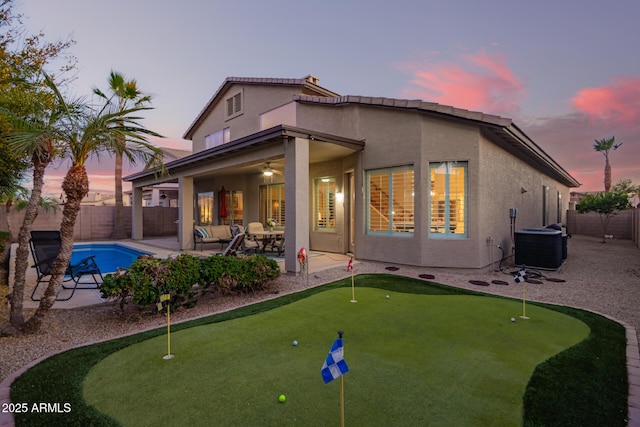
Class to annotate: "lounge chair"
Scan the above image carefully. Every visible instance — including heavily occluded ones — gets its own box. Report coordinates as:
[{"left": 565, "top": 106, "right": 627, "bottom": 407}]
[
  {"left": 216, "top": 233, "right": 245, "bottom": 256},
  {"left": 29, "top": 230, "right": 103, "bottom": 301}
]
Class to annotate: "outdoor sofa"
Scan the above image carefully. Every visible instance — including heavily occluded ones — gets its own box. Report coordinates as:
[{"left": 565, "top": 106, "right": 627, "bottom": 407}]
[{"left": 194, "top": 225, "right": 233, "bottom": 251}]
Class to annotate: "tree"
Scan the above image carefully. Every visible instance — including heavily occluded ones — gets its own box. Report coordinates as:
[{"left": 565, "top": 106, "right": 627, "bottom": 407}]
[
  {"left": 575, "top": 191, "right": 631, "bottom": 243},
  {"left": 2, "top": 72, "right": 74, "bottom": 329},
  {"left": 93, "top": 71, "right": 155, "bottom": 239},
  {"left": 0, "top": 0, "right": 75, "bottom": 194},
  {"left": 593, "top": 136, "right": 623, "bottom": 192},
  {"left": 0, "top": 0, "right": 75, "bottom": 327},
  {"left": 8, "top": 72, "right": 165, "bottom": 333},
  {"left": 611, "top": 178, "right": 640, "bottom": 201}
]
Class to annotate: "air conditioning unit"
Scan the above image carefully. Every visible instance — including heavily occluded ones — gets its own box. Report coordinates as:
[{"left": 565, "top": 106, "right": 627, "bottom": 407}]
[{"left": 515, "top": 228, "right": 563, "bottom": 270}]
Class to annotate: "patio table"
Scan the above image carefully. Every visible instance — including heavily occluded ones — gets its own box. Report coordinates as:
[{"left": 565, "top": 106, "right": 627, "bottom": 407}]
[{"left": 250, "top": 230, "right": 284, "bottom": 253}]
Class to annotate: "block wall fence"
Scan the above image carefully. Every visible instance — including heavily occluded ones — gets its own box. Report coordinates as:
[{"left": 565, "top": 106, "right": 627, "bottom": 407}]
[{"left": 0, "top": 206, "right": 178, "bottom": 241}]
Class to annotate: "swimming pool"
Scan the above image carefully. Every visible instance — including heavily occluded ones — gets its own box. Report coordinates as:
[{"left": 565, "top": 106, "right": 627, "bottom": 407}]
[{"left": 70, "top": 244, "right": 153, "bottom": 274}]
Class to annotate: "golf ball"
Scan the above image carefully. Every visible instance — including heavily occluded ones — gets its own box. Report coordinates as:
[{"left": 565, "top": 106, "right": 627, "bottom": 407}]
[
  {"left": 510, "top": 317, "right": 516, "bottom": 322},
  {"left": 279, "top": 394, "right": 286, "bottom": 403},
  {"left": 386, "top": 295, "right": 390, "bottom": 299},
  {"left": 293, "top": 340, "right": 298, "bottom": 346}
]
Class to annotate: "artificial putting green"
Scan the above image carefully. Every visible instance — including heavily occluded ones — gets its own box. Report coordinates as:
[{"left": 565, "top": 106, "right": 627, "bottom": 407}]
[{"left": 83, "top": 287, "right": 588, "bottom": 426}]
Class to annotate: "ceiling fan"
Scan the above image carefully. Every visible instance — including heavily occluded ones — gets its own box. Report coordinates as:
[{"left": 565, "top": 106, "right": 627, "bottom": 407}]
[{"left": 263, "top": 162, "right": 283, "bottom": 176}]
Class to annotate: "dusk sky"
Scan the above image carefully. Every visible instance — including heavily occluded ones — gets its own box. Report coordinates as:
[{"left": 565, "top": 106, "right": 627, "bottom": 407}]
[{"left": 19, "top": 0, "right": 640, "bottom": 195}]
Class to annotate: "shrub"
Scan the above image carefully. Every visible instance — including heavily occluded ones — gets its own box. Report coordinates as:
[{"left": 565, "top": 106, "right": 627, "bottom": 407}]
[
  {"left": 101, "top": 254, "right": 280, "bottom": 312},
  {"left": 200, "top": 254, "right": 280, "bottom": 294},
  {"left": 100, "top": 254, "right": 202, "bottom": 311}
]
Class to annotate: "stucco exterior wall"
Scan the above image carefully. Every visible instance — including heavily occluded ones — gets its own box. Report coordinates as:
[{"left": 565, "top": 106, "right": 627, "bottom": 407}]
[
  {"left": 191, "top": 84, "right": 306, "bottom": 153},
  {"left": 298, "top": 101, "right": 573, "bottom": 268}
]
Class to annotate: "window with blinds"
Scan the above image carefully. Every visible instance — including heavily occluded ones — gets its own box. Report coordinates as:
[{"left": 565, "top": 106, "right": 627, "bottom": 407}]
[
  {"left": 259, "top": 184, "right": 285, "bottom": 227},
  {"left": 315, "top": 178, "right": 336, "bottom": 231},
  {"left": 366, "top": 166, "right": 414, "bottom": 234},
  {"left": 429, "top": 161, "right": 467, "bottom": 237}
]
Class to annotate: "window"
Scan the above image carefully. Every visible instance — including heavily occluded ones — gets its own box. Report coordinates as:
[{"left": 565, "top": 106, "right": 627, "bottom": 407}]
[
  {"left": 220, "top": 190, "right": 243, "bottom": 226},
  {"left": 260, "top": 184, "right": 285, "bottom": 227},
  {"left": 557, "top": 191, "right": 562, "bottom": 223},
  {"left": 196, "top": 192, "right": 214, "bottom": 225},
  {"left": 225, "top": 90, "right": 243, "bottom": 120},
  {"left": 429, "top": 161, "right": 467, "bottom": 237},
  {"left": 542, "top": 185, "right": 549, "bottom": 226},
  {"left": 366, "top": 166, "right": 414, "bottom": 234},
  {"left": 205, "top": 127, "right": 230, "bottom": 149},
  {"left": 315, "top": 178, "right": 336, "bottom": 231}
]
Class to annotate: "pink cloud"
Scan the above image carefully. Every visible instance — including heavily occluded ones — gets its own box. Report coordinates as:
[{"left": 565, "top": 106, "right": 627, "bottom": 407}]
[
  {"left": 571, "top": 76, "right": 640, "bottom": 126},
  {"left": 396, "top": 49, "right": 525, "bottom": 116}
]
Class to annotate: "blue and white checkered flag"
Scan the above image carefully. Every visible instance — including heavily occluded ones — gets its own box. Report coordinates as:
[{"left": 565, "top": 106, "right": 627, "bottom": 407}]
[
  {"left": 321, "top": 338, "right": 349, "bottom": 384},
  {"left": 514, "top": 269, "right": 528, "bottom": 283}
]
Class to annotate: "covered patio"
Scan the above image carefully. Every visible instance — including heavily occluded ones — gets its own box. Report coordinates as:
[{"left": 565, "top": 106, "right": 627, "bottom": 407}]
[{"left": 125, "top": 125, "right": 364, "bottom": 272}]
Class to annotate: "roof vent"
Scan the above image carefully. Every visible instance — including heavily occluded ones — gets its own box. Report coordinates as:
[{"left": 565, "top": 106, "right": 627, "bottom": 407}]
[{"left": 304, "top": 74, "right": 320, "bottom": 85}]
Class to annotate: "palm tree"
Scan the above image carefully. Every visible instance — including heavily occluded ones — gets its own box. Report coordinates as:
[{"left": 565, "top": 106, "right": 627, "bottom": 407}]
[
  {"left": 593, "top": 136, "right": 623, "bottom": 192},
  {"left": 93, "top": 71, "right": 156, "bottom": 239},
  {"left": 2, "top": 73, "right": 68, "bottom": 328},
  {"left": 8, "top": 72, "right": 165, "bottom": 333}
]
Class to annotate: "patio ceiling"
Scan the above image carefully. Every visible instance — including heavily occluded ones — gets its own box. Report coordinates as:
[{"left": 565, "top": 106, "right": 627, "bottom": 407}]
[{"left": 124, "top": 125, "right": 364, "bottom": 185}]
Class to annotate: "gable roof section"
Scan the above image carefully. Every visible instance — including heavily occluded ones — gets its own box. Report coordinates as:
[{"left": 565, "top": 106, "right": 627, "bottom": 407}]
[
  {"left": 183, "top": 75, "right": 339, "bottom": 140},
  {"left": 293, "top": 94, "right": 580, "bottom": 187}
]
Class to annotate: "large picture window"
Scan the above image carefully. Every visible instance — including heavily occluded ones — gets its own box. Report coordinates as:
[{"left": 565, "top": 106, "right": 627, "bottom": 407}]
[
  {"left": 260, "top": 184, "right": 285, "bottom": 227},
  {"left": 315, "top": 177, "right": 336, "bottom": 231},
  {"left": 366, "top": 166, "right": 414, "bottom": 234},
  {"left": 429, "top": 161, "right": 467, "bottom": 237}
]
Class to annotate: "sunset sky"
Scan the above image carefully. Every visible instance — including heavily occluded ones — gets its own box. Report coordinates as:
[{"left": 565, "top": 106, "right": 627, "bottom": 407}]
[{"left": 19, "top": 0, "right": 640, "bottom": 195}]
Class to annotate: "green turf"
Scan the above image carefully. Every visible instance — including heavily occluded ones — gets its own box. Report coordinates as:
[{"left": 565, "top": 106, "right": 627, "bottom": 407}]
[
  {"left": 9, "top": 275, "right": 628, "bottom": 426},
  {"left": 82, "top": 287, "right": 588, "bottom": 426}
]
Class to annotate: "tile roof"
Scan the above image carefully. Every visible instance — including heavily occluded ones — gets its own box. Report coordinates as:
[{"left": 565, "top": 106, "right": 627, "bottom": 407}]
[{"left": 292, "top": 94, "right": 512, "bottom": 127}]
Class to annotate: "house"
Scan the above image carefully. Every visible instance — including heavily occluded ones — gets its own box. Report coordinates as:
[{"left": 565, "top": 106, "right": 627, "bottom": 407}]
[
  {"left": 125, "top": 74, "right": 580, "bottom": 272},
  {"left": 124, "top": 148, "right": 191, "bottom": 207}
]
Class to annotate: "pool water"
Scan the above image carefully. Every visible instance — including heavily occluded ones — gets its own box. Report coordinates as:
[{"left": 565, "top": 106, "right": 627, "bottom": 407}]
[{"left": 70, "top": 244, "right": 152, "bottom": 274}]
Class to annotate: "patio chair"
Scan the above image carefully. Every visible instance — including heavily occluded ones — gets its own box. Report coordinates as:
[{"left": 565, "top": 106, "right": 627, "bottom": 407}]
[
  {"left": 264, "top": 234, "right": 285, "bottom": 256},
  {"left": 247, "top": 222, "right": 265, "bottom": 234},
  {"left": 29, "top": 230, "right": 103, "bottom": 302},
  {"left": 241, "top": 233, "right": 260, "bottom": 255},
  {"left": 230, "top": 224, "right": 242, "bottom": 237},
  {"left": 216, "top": 233, "right": 245, "bottom": 256}
]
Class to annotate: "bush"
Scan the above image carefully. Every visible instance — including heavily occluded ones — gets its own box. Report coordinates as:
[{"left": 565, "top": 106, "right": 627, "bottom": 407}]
[
  {"left": 200, "top": 254, "right": 280, "bottom": 294},
  {"left": 101, "top": 254, "right": 280, "bottom": 312}
]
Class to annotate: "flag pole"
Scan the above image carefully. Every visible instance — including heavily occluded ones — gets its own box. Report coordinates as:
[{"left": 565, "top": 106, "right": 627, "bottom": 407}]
[
  {"left": 520, "top": 281, "right": 529, "bottom": 319},
  {"left": 348, "top": 257, "right": 356, "bottom": 303},
  {"left": 340, "top": 375, "right": 345, "bottom": 427},
  {"left": 161, "top": 293, "right": 174, "bottom": 360},
  {"left": 338, "top": 330, "right": 345, "bottom": 427}
]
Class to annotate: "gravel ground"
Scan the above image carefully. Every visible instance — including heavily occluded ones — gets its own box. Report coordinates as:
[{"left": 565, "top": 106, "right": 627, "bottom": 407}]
[{"left": 1, "top": 234, "right": 639, "bottom": 384}]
